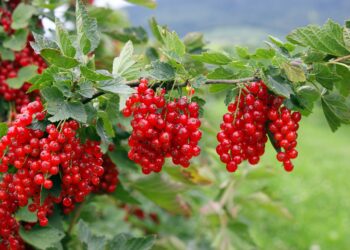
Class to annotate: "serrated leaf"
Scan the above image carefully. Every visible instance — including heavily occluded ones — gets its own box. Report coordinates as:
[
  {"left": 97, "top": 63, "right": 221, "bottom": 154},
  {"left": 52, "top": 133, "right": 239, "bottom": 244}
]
[
  {"left": 96, "top": 118, "right": 111, "bottom": 153},
  {"left": 0, "top": 46, "right": 14, "bottom": 60},
  {"left": 297, "top": 85, "right": 320, "bottom": 101},
  {"left": 334, "top": 63, "right": 350, "bottom": 96},
  {"left": 77, "top": 220, "right": 107, "bottom": 250},
  {"left": 97, "top": 111, "right": 114, "bottom": 137},
  {"left": 313, "top": 63, "right": 340, "bottom": 90},
  {"left": 125, "top": 0, "right": 157, "bottom": 9},
  {"left": 15, "top": 204, "right": 37, "bottom": 223},
  {"left": 253, "top": 48, "right": 275, "bottom": 59},
  {"left": 303, "top": 49, "right": 326, "bottom": 64},
  {"left": 30, "top": 32, "right": 59, "bottom": 53},
  {"left": 343, "top": 27, "right": 350, "bottom": 51},
  {"left": 224, "top": 88, "right": 237, "bottom": 106},
  {"left": 78, "top": 81, "right": 95, "bottom": 98},
  {"left": 3, "top": 29, "right": 28, "bottom": 51},
  {"left": 235, "top": 46, "right": 250, "bottom": 59},
  {"left": 266, "top": 76, "right": 294, "bottom": 98},
  {"left": 287, "top": 19, "right": 350, "bottom": 56},
  {"left": 113, "top": 183, "right": 141, "bottom": 205},
  {"left": 49, "top": 101, "right": 87, "bottom": 123},
  {"left": 11, "top": 4, "right": 36, "bottom": 29},
  {"left": 28, "top": 66, "right": 60, "bottom": 92},
  {"left": 106, "top": 26, "right": 148, "bottom": 44},
  {"left": 208, "top": 84, "right": 231, "bottom": 93},
  {"left": 131, "top": 175, "right": 189, "bottom": 215},
  {"left": 76, "top": 0, "right": 100, "bottom": 54},
  {"left": 107, "top": 233, "right": 156, "bottom": 250},
  {"left": 149, "top": 17, "right": 163, "bottom": 44},
  {"left": 281, "top": 62, "right": 306, "bottom": 83},
  {"left": 207, "top": 67, "right": 235, "bottom": 79},
  {"left": 55, "top": 19, "right": 76, "bottom": 57},
  {"left": 160, "top": 29, "right": 186, "bottom": 62},
  {"left": 191, "top": 75, "right": 206, "bottom": 88},
  {"left": 19, "top": 226, "right": 64, "bottom": 250},
  {"left": 148, "top": 60, "right": 175, "bottom": 81},
  {"left": 6, "top": 65, "right": 38, "bottom": 89},
  {"left": 97, "top": 78, "right": 134, "bottom": 95},
  {"left": 192, "top": 51, "right": 231, "bottom": 65},
  {"left": 41, "top": 49, "right": 79, "bottom": 69},
  {"left": 112, "top": 41, "right": 136, "bottom": 77},
  {"left": 321, "top": 93, "right": 350, "bottom": 129},
  {"left": 0, "top": 123, "right": 8, "bottom": 139},
  {"left": 80, "top": 66, "right": 113, "bottom": 81},
  {"left": 183, "top": 32, "right": 205, "bottom": 53}
]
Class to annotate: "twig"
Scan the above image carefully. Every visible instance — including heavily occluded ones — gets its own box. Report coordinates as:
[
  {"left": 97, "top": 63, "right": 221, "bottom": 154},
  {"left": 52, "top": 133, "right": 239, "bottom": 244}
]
[
  {"left": 82, "top": 76, "right": 259, "bottom": 104},
  {"left": 331, "top": 54, "right": 350, "bottom": 63}
]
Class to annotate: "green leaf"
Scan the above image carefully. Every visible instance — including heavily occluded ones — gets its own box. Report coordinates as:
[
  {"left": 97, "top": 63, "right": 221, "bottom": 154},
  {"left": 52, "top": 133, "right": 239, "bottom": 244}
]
[
  {"left": 106, "top": 27, "right": 148, "bottom": 44},
  {"left": 0, "top": 46, "right": 15, "bottom": 60},
  {"left": 49, "top": 101, "right": 87, "bottom": 123},
  {"left": 253, "top": 48, "right": 275, "bottom": 59},
  {"left": 343, "top": 27, "right": 350, "bottom": 51},
  {"left": 321, "top": 93, "right": 350, "bottom": 131},
  {"left": 235, "top": 46, "right": 250, "bottom": 59},
  {"left": 3, "top": 29, "right": 28, "bottom": 51},
  {"left": 281, "top": 62, "right": 306, "bottom": 83},
  {"left": 125, "top": 0, "right": 157, "bottom": 9},
  {"left": 55, "top": 19, "right": 76, "bottom": 57},
  {"left": 77, "top": 220, "right": 107, "bottom": 250},
  {"left": 149, "top": 17, "right": 163, "bottom": 44},
  {"left": 11, "top": 4, "right": 36, "bottom": 29},
  {"left": 15, "top": 204, "right": 37, "bottom": 223},
  {"left": 224, "top": 88, "right": 238, "bottom": 106},
  {"left": 108, "top": 146, "right": 138, "bottom": 171},
  {"left": 148, "top": 60, "right": 175, "bottom": 81},
  {"left": 96, "top": 118, "right": 111, "bottom": 153},
  {"left": 107, "top": 233, "right": 156, "bottom": 250},
  {"left": 131, "top": 175, "right": 189, "bottom": 215},
  {"left": 0, "top": 123, "right": 8, "bottom": 139},
  {"left": 208, "top": 84, "right": 231, "bottom": 93},
  {"left": 41, "top": 49, "right": 79, "bottom": 69},
  {"left": 40, "top": 175, "right": 62, "bottom": 206},
  {"left": 42, "top": 87, "right": 87, "bottom": 123},
  {"left": 287, "top": 19, "right": 350, "bottom": 56},
  {"left": 266, "top": 76, "right": 294, "bottom": 98},
  {"left": 161, "top": 29, "right": 186, "bottom": 62},
  {"left": 296, "top": 85, "right": 320, "bottom": 115},
  {"left": 97, "top": 78, "right": 135, "bottom": 95},
  {"left": 30, "top": 32, "right": 59, "bottom": 53},
  {"left": 207, "top": 67, "right": 235, "bottom": 79},
  {"left": 97, "top": 111, "right": 114, "bottom": 137},
  {"left": 183, "top": 32, "right": 205, "bottom": 53},
  {"left": 228, "top": 221, "right": 256, "bottom": 247},
  {"left": 78, "top": 81, "right": 95, "bottom": 98},
  {"left": 19, "top": 226, "right": 65, "bottom": 250},
  {"left": 313, "top": 63, "right": 340, "bottom": 90},
  {"left": 191, "top": 75, "right": 207, "bottom": 88},
  {"left": 112, "top": 41, "right": 136, "bottom": 77},
  {"left": 6, "top": 65, "right": 38, "bottom": 89},
  {"left": 303, "top": 49, "right": 326, "bottom": 64},
  {"left": 334, "top": 63, "right": 350, "bottom": 96},
  {"left": 28, "top": 66, "right": 60, "bottom": 92},
  {"left": 76, "top": 0, "right": 100, "bottom": 54},
  {"left": 113, "top": 183, "right": 141, "bottom": 205},
  {"left": 80, "top": 66, "right": 113, "bottom": 81},
  {"left": 192, "top": 51, "right": 231, "bottom": 65}
]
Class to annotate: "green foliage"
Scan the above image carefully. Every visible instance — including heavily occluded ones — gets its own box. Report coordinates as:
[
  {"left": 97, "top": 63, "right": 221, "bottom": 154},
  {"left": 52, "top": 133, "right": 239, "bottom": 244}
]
[
  {"left": 11, "top": 4, "right": 37, "bottom": 29},
  {"left": 6, "top": 65, "right": 38, "bottom": 89},
  {"left": 19, "top": 226, "right": 65, "bottom": 250}
]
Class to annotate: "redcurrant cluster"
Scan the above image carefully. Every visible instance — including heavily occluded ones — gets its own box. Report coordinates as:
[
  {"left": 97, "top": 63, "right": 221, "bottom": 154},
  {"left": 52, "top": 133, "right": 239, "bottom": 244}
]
[
  {"left": 0, "top": 101, "right": 104, "bottom": 249},
  {"left": 93, "top": 155, "right": 119, "bottom": 194},
  {"left": 0, "top": 42, "right": 46, "bottom": 113},
  {"left": 122, "top": 79, "right": 202, "bottom": 174},
  {"left": 216, "top": 81, "right": 301, "bottom": 172},
  {"left": 268, "top": 104, "right": 300, "bottom": 171}
]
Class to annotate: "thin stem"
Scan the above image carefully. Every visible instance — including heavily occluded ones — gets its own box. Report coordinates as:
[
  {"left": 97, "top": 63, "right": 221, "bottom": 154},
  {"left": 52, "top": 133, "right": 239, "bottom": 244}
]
[
  {"left": 67, "top": 202, "right": 85, "bottom": 235},
  {"left": 82, "top": 76, "right": 259, "bottom": 104},
  {"left": 331, "top": 54, "right": 350, "bottom": 63}
]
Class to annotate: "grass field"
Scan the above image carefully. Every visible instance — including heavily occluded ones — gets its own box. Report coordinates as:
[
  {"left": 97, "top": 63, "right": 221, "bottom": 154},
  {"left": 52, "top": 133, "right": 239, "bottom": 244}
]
[{"left": 205, "top": 95, "right": 350, "bottom": 250}]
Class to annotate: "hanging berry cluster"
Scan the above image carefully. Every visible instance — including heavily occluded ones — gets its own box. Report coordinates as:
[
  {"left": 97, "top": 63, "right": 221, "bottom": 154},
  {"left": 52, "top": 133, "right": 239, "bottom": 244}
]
[
  {"left": 92, "top": 155, "right": 119, "bottom": 194},
  {"left": 0, "top": 101, "right": 107, "bottom": 249},
  {"left": 122, "top": 79, "right": 202, "bottom": 174},
  {"left": 0, "top": 5, "right": 46, "bottom": 113},
  {"left": 216, "top": 81, "right": 301, "bottom": 172}
]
